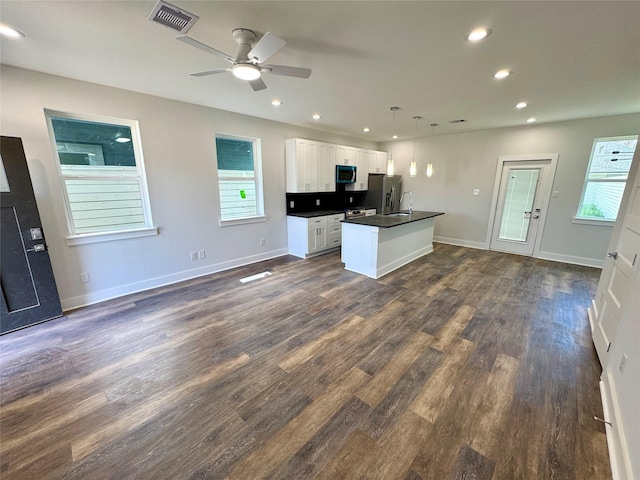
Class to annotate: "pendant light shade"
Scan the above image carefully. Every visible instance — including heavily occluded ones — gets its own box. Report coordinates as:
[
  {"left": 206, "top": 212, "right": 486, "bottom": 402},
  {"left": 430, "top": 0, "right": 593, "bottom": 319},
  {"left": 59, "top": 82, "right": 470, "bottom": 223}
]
[
  {"left": 410, "top": 116, "right": 422, "bottom": 177},
  {"left": 427, "top": 123, "right": 437, "bottom": 177},
  {"left": 387, "top": 106, "right": 400, "bottom": 176}
]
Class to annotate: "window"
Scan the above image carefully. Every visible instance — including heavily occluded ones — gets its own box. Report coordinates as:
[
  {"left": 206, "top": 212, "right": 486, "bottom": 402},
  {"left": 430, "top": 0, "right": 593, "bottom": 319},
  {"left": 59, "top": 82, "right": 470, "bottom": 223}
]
[
  {"left": 576, "top": 135, "right": 637, "bottom": 222},
  {"left": 215, "top": 134, "right": 264, "bottom": 224},
  {"left": 45, "top": 110, "right": 156, "bottom": 244}
]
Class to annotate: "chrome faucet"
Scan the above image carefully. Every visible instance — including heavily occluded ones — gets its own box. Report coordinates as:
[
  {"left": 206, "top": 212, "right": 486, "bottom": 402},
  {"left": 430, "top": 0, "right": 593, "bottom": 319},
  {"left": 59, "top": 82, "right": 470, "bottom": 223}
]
[{"left": 400, "top": 191, "right": 413, "bottom": 214}]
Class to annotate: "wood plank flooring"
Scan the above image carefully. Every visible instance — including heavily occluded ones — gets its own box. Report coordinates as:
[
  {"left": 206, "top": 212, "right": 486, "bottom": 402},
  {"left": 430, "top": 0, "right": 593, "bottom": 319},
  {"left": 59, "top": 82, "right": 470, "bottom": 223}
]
[{"left": 0, "top": 244, "right": 611, "bottom": 479}]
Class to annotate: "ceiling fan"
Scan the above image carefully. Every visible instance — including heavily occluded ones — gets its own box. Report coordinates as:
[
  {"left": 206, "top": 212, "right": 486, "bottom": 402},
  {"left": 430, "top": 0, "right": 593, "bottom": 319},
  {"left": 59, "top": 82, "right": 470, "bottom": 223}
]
[{"left": 176, "top": 28, "right": 312, "bottom": 91}]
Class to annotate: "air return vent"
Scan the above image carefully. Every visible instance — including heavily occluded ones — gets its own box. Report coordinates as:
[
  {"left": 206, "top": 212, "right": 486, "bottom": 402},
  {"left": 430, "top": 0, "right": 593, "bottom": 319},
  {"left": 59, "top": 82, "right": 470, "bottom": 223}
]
[{"left": 148, "top": 0, "right": 198, "bottom": 34}]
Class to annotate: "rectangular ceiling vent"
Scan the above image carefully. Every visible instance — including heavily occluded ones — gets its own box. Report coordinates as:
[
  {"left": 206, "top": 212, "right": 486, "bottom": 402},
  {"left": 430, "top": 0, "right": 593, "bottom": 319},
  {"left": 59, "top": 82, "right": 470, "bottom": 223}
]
[{"left": 148, "top": 0, "right": 199, "bottom": 34}]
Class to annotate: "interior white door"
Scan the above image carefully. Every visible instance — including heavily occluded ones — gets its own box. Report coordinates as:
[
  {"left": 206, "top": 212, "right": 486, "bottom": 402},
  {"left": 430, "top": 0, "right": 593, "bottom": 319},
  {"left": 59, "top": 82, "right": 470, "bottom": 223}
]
[
  {"left": 490, "top": 161, "right": 550, "bottom": 255},
  {"left": 592, "top": 159, "right": 640, "bottom": 366}
]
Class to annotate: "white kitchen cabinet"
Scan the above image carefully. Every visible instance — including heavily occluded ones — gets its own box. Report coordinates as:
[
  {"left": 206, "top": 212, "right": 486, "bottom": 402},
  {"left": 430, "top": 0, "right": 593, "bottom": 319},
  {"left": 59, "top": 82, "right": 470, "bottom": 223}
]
[
  {"left": 369, "top": 150, "right": 388, "bottom": 174},
  {"left": 287, "top": 213, "right": 345, "bottom": 258},
  {"left": 286, "top": 139, "right": 335, "bottom": 193},
  {"left": 316, "top": 142, "right": 336, "bottom": 192},
  {"left": 336, "top": 144, "right": 356, "bottom": 166}
]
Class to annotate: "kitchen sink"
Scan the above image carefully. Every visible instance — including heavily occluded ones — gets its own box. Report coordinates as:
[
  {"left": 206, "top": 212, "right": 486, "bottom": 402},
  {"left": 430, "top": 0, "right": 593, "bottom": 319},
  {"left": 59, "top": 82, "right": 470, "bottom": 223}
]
[{"left": 386, "top": 212, "right": 410, "bottom": 217}]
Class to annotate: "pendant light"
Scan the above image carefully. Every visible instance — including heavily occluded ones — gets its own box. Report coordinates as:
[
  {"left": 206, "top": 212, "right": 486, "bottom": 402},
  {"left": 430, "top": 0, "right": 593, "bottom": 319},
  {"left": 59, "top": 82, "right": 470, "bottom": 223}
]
[
  {"left": 426, "top": 123, "right": 437, "bottom": 177},
  {"left": 387, "top": 106, "right": 400, "bottom": 176},
  {"left": 410, "top": 116, "right": 422, "bottom": 177}
]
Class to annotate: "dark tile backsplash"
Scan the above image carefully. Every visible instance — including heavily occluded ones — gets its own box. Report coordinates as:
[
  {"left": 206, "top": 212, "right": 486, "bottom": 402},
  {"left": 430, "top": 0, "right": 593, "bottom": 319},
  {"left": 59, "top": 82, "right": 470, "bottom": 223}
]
[{"left": 286, "top": 186, "right": 368, "bottom": 214}]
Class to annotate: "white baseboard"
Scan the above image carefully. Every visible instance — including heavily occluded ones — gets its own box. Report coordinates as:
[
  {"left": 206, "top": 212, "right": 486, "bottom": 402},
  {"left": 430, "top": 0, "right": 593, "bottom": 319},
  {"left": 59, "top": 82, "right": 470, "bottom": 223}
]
[
  {"left": 536, "top": 250, "right": 604, "bottom": 268},
  {"left": 599, "top": 375, "right": 632, "bottom": 480},
  {"left": 433, "top": 236, "right": 486, "bottom": 250},
  {"left": 60, "top": 248, "right": 289, "bottom": 311}
]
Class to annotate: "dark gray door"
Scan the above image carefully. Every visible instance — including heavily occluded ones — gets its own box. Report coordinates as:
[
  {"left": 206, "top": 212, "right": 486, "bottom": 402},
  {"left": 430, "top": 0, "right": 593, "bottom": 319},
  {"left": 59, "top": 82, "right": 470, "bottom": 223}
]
[{"left": 1, "top": 136, "right": 62, "bottom": 334}]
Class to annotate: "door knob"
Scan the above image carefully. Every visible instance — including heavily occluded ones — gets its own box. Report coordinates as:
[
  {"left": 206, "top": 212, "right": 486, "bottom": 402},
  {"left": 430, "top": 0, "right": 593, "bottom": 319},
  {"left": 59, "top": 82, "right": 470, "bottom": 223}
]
[{"left": 607, "top": 252, "right": 618, "bottom": 259}]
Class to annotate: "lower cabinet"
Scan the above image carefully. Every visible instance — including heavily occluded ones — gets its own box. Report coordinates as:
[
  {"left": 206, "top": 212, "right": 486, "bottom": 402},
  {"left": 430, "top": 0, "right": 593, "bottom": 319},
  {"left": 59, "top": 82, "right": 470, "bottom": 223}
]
[{"left": 287, "top": 213, "right": 345, "bottom": 258}]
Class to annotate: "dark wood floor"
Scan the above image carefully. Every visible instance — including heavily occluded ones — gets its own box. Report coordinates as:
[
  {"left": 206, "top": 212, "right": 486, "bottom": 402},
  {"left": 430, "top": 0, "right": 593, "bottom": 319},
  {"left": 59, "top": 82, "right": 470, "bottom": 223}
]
[{"left": 0, "top": 244, "right": 611, "bottom": 479}]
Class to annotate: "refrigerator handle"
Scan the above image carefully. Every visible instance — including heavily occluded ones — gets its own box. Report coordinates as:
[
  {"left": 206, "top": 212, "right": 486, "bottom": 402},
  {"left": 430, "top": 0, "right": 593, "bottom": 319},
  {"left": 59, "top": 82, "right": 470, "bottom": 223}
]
[{"left": 390, "top": 184, "right": 395, "bottom": 211}]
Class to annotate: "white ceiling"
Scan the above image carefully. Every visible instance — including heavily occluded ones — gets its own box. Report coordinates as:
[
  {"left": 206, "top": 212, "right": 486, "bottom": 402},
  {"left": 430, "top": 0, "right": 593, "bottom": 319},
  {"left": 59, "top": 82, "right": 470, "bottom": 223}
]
[{"left": 1, "top": 1, "right": 639, "bottom": 141}]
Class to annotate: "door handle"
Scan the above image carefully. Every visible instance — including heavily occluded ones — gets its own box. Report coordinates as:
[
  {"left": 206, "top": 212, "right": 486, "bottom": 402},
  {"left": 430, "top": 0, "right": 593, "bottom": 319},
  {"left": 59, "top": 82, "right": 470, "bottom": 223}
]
[
  {"left": 26, "top": 244, "right": 47, "bottom": 253},
  {"left": 607, "top": 252, "right": 618, "bottom": 259}
]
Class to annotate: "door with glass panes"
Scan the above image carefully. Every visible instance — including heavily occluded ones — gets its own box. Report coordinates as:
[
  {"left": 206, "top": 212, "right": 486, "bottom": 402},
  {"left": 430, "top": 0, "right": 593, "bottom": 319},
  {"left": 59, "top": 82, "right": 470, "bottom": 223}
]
[{"left": 490, "top": 160, "right": 551, "bottom": 256}]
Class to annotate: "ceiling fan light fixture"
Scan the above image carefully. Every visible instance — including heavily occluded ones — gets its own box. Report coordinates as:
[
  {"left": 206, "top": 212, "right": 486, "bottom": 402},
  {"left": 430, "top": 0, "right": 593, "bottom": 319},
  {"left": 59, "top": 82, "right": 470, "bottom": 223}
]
[
  {"left": 232, "top": 63, "right": 261, "bottom": 81},
  {"left": 0, "top": 24, "right": 25, "bottom": 38}
]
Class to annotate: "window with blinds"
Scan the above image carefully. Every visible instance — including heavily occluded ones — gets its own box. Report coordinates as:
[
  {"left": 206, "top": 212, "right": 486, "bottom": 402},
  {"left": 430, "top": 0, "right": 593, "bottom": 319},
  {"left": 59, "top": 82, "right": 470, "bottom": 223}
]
[
  {"left": 45, "top": 110, "right": 154, "bottom": 238},
  {"left": 215, "top": 134, "right": 264, "bottom": 223},
  {"left": 576, "top": 135, "right": 637, "bottom": 222}
]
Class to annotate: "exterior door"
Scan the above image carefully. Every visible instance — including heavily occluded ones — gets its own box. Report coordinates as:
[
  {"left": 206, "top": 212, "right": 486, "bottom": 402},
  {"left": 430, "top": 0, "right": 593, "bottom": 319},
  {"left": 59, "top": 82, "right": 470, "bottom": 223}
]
[
  {"left": 490, "top": 160, "right": 551, "bottom": 255},
  {"left": 1, "top": 136, "right": 62, "bottom": 334},
  {"left": 591, "top": 153, "right": 640, "bottom": 367}
]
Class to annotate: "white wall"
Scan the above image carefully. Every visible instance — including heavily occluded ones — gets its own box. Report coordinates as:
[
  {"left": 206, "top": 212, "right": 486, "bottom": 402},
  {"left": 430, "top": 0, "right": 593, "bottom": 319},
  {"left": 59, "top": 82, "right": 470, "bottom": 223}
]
[
  {"left": 3, "top": 66, "right": 639, "bottom": 310},
  {"left": 384, "top": 114, "right": 640, "bottom": 266},
  {"left": 0, "top": 66, "right": 377, "bottom": 310}
]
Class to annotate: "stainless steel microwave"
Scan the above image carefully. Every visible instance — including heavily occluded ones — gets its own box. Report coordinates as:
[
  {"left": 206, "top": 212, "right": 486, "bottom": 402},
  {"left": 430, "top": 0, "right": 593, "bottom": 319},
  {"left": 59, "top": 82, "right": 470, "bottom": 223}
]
[{"left": 336, "top": 164, "right": 357, "bottom": 184}]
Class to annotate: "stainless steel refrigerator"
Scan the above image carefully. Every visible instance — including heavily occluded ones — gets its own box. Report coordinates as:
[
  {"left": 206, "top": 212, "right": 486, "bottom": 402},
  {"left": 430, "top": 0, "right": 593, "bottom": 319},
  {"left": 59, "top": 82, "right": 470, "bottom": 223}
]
[{"left": 364, "top": 174, "right": 403, "bottom": 214}]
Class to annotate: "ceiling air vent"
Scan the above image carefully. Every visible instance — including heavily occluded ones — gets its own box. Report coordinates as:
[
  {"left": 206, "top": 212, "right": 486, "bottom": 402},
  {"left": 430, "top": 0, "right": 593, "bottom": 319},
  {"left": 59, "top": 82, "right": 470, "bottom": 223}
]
[{"left": 148, "top": 0, "right": 199, "bottom": 34}]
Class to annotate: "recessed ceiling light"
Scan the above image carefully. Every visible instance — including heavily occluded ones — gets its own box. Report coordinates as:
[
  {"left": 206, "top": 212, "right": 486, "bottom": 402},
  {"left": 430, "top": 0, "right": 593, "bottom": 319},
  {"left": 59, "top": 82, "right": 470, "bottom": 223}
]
[
  {"left": 363, "top": 127, "right": 370, "bottom": 133},
  {"left": 516, "top": 102, "right": 528, "bottom": 109},
  {"left": 391, "top": 134, "right": 398, "bottom": 139},
  {"left": 312, "top": 113, "right": 321, "bottom": 120},
  {"left": 466, "top": 28, "right": 491, "bottom": 42},
  {"left": 0, "top": 24, "right": 25, "bottom": 38},
  {"left": 271, "top": 99, "right": 282, "bottom": 106},
  {"left": 527, "top": 117, "right": 537, "bottom": 123},
  {"left": 494, "top": 69, "right": 511, "bottom": 79}
]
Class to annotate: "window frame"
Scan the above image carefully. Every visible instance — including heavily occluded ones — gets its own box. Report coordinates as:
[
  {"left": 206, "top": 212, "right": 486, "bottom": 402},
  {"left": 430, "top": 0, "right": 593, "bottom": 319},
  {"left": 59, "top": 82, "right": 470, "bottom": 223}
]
[
  {"left": 44, "top": 109, "right": 157, "bottom": 245},
  {"left": 573, "top": 134, "right": 637, "bottom": 225},
  {"left": 215, "top": 133, "right": 266, "bottom": 226}
]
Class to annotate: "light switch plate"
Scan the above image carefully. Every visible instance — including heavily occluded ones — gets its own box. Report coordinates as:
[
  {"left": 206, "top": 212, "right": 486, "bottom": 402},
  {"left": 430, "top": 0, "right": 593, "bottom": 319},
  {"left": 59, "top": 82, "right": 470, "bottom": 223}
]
[{"left": 472, "top": 189, "right": 480, "bottom": 196}]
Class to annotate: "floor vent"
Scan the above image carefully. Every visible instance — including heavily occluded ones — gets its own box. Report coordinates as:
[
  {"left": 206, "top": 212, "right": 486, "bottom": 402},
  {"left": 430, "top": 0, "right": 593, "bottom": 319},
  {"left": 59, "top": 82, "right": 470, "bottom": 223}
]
[
  {"left": 148, "top": 0, "right": 199, "bottom": 34},
  {"left": 239, "top": 271, "right": 272, "bottom": 284}
]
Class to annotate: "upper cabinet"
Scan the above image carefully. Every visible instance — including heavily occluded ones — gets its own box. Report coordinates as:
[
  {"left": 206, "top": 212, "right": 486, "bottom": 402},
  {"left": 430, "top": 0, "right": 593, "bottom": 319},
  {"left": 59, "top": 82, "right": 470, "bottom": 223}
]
[
  {"left": 286, "top": 138, "right": 385, "bottom": 193},
  {"left": 347, "top": 148, "right": 369, "bottom": 191},
  {"left": 286, "top": 139, "right": 336, "bottom": 193},
  {"left": 335, "top": 144, "right": 356, "bottom": 166},
  {"left": 369, "top": 150, "right": 387, "bottom": 174}
]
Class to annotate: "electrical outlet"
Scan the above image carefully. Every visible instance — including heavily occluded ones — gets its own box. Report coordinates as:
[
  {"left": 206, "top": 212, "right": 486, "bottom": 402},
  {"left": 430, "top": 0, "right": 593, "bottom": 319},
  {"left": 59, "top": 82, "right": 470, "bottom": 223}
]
[
  {"left": 80, "top": 272, "right": 90, "bottom": 283},
  {"left": 316, "top": 199, "right": 320, "bottom": 206},
  {"left": 349, "top": 197, "right": 353, "bottom": 203},
  {"left": 552, "top": 190, "right": 559, "bottom": 198},
  {"left": 197, "top": 250, "right": 206, "bottom": 259},
  {"left": 260, "top": 238, "right": 266, "bottom": 246},
  {"left": 619, "top": 354, "right": 628, "bottom": 373},
  {"left": 472, "top": 189, "right": 480, "bottom": 196},
  {"left": 290, "top": 200, "right": 294, "bottom": 208},
  {"left": 190, "top": 252, "right": 197, "bottom": 261}
]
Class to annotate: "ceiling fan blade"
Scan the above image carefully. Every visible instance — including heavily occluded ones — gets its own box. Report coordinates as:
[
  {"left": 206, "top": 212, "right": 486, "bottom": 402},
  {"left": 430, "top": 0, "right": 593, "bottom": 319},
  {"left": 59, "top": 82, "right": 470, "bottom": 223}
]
[
  {"left": 176, "top": 35, "right": 235, "bottom": 63},
  {"left": 249, "top": 77, "right": 267, "bottom": 91},
  {"left": 247, "top": 32, "right": 285, "bottom": 63},
  {"left": 189, "top": 68, "right": 231, "bottom": 77},
  {"left": 263, "top": 64, "right": 312, "bottom": 79}
]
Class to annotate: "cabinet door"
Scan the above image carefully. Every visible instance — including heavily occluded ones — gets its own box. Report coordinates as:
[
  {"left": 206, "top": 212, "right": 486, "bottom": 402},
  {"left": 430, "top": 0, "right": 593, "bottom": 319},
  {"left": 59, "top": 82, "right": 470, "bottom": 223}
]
[
  {"left": 316, "top": 142, "right": 336, "bottom": 192},
  {"left": 286, "top": 139, "right": 317, "bottom": 192},
  {"left": 336, "top": 145, "right": 356, "bottom": 166},
  {"left": 308, "top": 225, "right": 327, "bottom": 253},
  {"left": 370, "top": 151, "right": 387, "bottom": 174}
]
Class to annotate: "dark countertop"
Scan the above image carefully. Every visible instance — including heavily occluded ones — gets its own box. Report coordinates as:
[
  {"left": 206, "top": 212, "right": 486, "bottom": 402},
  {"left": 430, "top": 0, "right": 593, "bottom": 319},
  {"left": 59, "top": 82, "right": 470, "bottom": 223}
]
[
  {"left": 341, "top": 211, "right": 444, "bottom": 228},
  {"left": 287, "top": 210, "right": 345, "bottom": 218},
  {"left": 287, "top": 206, "right": 377, "bottom": 219}
]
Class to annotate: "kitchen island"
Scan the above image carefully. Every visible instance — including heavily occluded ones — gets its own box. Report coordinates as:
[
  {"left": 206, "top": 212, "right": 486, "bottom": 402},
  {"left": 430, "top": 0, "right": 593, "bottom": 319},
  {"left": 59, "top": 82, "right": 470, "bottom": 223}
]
[{"left": 341, "top": 211, "right": 444, "bottom": 279}]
